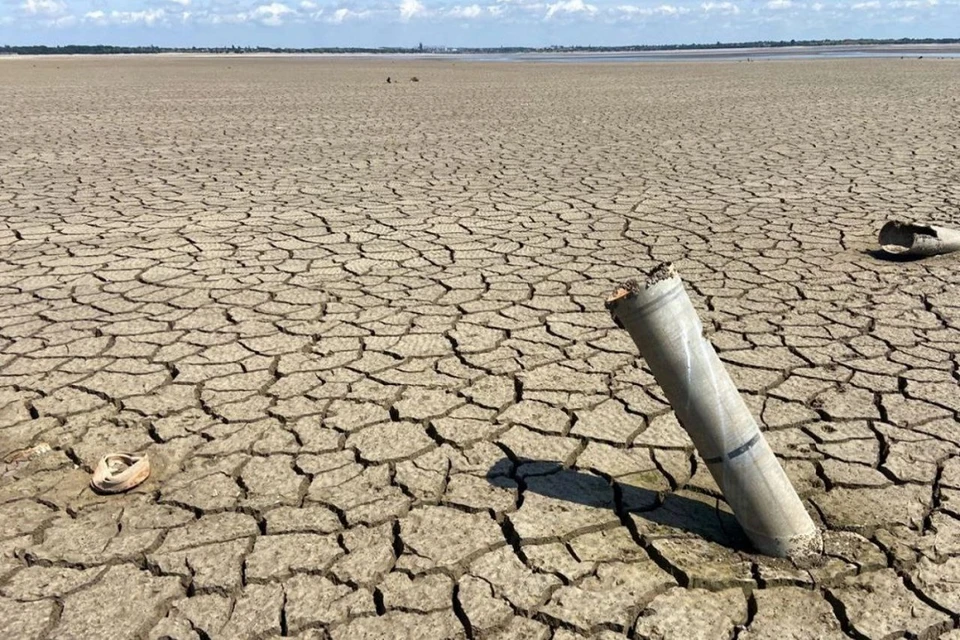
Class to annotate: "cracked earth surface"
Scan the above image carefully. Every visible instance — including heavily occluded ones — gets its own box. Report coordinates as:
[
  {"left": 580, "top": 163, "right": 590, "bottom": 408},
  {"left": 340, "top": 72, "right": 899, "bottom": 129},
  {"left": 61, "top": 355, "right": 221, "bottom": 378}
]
[{"left": 1, "top": 57, "right": 959, "bottom": 639}]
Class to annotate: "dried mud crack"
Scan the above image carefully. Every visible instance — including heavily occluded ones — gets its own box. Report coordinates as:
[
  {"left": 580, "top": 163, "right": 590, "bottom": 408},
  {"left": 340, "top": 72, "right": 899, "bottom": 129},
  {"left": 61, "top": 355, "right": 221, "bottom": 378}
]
[{"left": 1, "top": 56, "right": 959, "bottom": 639}]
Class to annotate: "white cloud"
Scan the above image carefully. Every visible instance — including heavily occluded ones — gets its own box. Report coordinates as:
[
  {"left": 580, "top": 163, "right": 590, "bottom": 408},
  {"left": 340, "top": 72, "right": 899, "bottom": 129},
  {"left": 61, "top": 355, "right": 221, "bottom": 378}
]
[
  {"left": 47, "top": 14, "right": 76, "bottom": 26},
  {"left": 399, "top": 0, "right": 426, "bottom": 19},
  {"left": 449, "top": 3, "right": 483, "bottom": 16},
  {"left": 327, "top": 7, "right": 371, "bottom": 21},
  {"left": 83, "top": 8, "right": 167, "bottom": 25},
  {"left": 118, "top": 9, "right": 167, "bottom": 24},
  {"left": 7, "top": 0, "right": 958, "bottom": 41},
  {"left": 20, "top": 0, "right": 66, "bottom": 16},
  {"left": 299, "top": 2, "right": 324, "bottom": 20},
  {"left": 205, "top": 2, "right": 295, "bottom": 25},
  {"left": 701, "top": 1, "right": 739, "bottom": 12},
  {"left": 545, "top": 0, "right": 596, "bottom": 18},
  {"left": 246, "top": 2, "right": 295, "bottom": 25},
  {"left": 616, "top": 3, "right": 688, "bottom": 15}
]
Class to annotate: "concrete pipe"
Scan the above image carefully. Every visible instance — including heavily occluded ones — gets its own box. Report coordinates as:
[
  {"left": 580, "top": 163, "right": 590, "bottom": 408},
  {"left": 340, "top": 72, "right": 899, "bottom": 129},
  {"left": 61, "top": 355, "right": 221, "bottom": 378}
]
[
  {"left": 879, "top": 220, "right": 960, "bottom": 257},
  {"left": 606, "top": 264, "right": 821, "bottom": 558}
]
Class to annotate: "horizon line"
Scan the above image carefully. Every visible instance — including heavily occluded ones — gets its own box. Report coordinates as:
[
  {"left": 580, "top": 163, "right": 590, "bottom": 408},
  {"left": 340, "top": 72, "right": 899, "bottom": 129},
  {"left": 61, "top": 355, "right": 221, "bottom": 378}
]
[{"left": 4, "top": 37, "right": 960, "bottom": 54}]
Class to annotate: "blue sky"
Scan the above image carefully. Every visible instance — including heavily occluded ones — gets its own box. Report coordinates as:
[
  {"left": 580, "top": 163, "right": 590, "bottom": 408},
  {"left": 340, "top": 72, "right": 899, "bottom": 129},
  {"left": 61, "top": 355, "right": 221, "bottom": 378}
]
[{"left": 0, "top": 0, "right": 955, "bottom": 48}]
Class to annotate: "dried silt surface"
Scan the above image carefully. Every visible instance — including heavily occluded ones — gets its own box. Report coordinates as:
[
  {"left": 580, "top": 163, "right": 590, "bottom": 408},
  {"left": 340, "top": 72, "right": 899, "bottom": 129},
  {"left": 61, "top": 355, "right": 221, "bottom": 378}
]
[{"left": 0, "top": 57, "right": 959, "bottom": 639}]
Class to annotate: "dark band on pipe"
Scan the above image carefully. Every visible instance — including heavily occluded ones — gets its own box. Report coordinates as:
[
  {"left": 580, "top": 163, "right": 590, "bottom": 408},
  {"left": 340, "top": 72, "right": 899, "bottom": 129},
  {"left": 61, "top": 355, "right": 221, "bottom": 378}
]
[{"left": 703, "top": 432, "right": 762, "bottom": 464}]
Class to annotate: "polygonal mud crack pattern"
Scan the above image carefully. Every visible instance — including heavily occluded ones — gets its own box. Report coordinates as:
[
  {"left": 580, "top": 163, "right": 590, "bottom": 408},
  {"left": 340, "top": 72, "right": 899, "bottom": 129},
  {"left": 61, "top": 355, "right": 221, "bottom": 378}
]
[{"left": 1, "top": 57, "right": 959, "bottom": 639}]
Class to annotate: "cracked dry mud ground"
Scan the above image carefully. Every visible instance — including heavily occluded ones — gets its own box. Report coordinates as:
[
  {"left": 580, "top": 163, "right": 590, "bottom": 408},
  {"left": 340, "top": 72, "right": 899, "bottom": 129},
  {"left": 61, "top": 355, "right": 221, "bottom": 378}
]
[{"left": 0, "top": 57, "right": 959, "bottom": 640}]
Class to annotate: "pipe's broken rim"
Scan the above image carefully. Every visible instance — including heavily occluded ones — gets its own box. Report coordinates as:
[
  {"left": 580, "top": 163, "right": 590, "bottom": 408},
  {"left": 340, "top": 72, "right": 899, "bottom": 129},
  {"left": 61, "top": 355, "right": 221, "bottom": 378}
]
[
  {"left": 878, "top": 220, "right": 938, "bottom": 253},
  {"left": 605, "top": 283, "right": 638, "bottom": 307},
  {"left": 605, "top": 263, "right": 677, "bottom": 309}
]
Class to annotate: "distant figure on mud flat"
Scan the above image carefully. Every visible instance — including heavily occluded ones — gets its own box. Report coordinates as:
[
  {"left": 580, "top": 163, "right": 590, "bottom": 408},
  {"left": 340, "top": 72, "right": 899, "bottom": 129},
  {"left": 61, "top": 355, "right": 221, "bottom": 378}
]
[{"left": 386, "top": 77, "right": 391, "bottom": 83}]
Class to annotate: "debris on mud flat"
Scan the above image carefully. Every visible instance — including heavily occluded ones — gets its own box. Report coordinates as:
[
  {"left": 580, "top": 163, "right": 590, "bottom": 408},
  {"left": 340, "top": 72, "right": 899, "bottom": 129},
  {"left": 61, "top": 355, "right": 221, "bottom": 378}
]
[
  {"left": 2, "top": 442, "right": 52, "bottom": 465},
  {"left": 879, "top": 220, "right": 960, "bottom": 257},
  {"left": 607, "top": 264, "right": 821, "bottom": 559},
  {"left": 90, "top": 453, "right": 151, "bottom": 494}
]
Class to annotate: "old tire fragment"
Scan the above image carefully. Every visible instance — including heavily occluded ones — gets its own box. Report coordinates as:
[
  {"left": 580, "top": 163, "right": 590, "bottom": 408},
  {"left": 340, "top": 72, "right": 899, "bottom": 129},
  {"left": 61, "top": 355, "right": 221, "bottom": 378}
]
[
  {"left": 606, "top": 264, "right": 821, "bottom": 558},
  {"left": 91, "top": 453, "right": 151, "bottom": 494},
  {"left": 879, "top": 220, "right": 960, "bottom": 257}
]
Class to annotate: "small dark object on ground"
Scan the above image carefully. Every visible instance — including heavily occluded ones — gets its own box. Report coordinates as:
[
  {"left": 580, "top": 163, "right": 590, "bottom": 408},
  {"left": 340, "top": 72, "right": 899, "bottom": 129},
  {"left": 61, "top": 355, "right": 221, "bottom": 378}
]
[{"left": 411, "top": 76, "right": 419, "bottom": 82}]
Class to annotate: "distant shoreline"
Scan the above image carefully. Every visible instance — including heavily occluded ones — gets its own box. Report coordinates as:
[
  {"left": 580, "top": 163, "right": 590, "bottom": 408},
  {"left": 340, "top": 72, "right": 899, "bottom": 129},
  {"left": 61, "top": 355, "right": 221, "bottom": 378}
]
[
  {"left": 4, "top": 44, "right": 960, "bottom": 63},
  {"left": 2, "top": 39, "right": 960, "bottom": 59}
]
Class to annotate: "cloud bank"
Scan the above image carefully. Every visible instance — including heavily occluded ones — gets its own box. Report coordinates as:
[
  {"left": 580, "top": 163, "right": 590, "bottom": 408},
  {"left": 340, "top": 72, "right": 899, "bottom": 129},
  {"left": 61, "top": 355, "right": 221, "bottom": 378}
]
[{"left": 1, "top": 0, "right": 957, "bottom": 47}]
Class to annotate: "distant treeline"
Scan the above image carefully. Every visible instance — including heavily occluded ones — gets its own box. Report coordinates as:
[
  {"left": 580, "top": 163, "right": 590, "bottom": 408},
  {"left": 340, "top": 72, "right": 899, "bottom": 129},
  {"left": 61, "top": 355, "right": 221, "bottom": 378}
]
[{"left": 2, "top": 38, "right": 960, "bottom": 56}]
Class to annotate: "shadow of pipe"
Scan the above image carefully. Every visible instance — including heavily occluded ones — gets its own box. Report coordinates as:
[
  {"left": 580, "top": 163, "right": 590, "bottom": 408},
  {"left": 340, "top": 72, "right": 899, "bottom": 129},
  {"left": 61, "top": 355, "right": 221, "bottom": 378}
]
[
  {"left": 863, "top": 248, "right": 927, "bottom": 262},
  {"left": 486, "top": 456, "right": 753, "bottom": 553}
]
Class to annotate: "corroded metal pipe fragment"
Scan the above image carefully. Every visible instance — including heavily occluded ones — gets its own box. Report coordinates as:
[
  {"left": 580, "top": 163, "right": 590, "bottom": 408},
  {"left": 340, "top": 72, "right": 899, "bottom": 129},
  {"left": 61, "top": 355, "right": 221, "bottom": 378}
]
[
  {"left": 606, "top": 264, "right": 821, "bottom": 559},
  {"left": 879, "top": 220, "right": 960, "bottom": 257}
]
